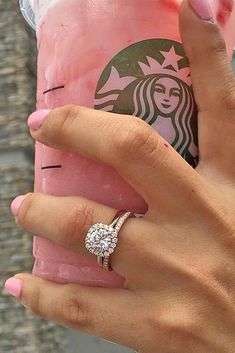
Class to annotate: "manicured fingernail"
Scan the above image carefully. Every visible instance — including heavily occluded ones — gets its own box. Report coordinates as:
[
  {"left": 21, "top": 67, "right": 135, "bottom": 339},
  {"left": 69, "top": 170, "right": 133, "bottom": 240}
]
[
  {"left": 4, "top": 277, "right": 23, "bottom": 298},
  {"left": 27, "top": 109, "right": 51, "bottom": 130},
  {"left": 221, "top": 0, "right": 234, "bottom": 12},
  {"left": 11, "top": 194, "right": 29, "bottom": 216},
  {"left": 189, "top": 0, "right": 214, "bottom": 21}
]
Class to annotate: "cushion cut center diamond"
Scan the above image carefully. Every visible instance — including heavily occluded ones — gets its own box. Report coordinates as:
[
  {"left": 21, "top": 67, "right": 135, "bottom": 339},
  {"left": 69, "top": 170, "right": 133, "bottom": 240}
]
[{"left": 85, "top": 223, "right": 118, "bottom": 257}]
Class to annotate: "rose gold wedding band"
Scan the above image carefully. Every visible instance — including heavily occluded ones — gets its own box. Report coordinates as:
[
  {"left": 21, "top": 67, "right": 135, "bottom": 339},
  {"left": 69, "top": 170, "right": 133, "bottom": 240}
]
[
  {"left": 100, "top": 210, "right": 134, "bottom": 271},
  {"left": 85, "top": 210, "right": 134, "bottom": 271}
]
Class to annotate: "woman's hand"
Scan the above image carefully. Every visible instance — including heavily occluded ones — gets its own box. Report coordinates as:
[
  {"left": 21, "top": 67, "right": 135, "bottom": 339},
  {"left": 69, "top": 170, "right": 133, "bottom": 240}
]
[{"left": 5, "top": 1, "right": 235, "bottom": 352}]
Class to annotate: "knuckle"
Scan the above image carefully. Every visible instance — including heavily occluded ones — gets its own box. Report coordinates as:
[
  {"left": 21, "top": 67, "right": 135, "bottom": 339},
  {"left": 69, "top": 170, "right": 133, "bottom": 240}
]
[
  {"left": 17, "top": 193, "right": 35, "bottom": 229},
  {"left": 188, "top": 26, "right": 226, "bottom": 64},
  {"left": 148, "top": 305, "right": 204, "bottom": 348},
  {"left": 206, "top": 203, "right": 235, "bottom": 245},
  {"left": 200, "top": 27, "right": 235, "bottom": 112},
  {"left": 211, "top": 262, "right": 235, "bottom": 303},
  {"left": 60, "top": 203, "right": 93, "bottom": 245},
  {"left": 62, "top": 289, "right": 89, "bottom": 327},
  {"left": 114, "top": 119, "right": 159, "bottom": 158},
  {"left": 57, "top": 104, "right": 80, "bottom": 132},
  {"left": 195, "top": 191, "right": 235, "bottom": 244},
  {"left": 220, "top": 83, "right": 235, "bottom": 111},
  {"left": 166, "top": 318, "right": 204, "bottom": 349},
  {"left": 206, "top": 27, "right": 227, "bottom": 56},
  {"left": 27, "top": 287, "right": 44, "bottom": 317},
  {"left": 45, "top": 104, "right": 80, "bottom": 142}
]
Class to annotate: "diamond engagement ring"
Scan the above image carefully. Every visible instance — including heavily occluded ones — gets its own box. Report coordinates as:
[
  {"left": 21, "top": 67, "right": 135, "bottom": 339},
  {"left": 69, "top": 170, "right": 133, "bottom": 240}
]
[{"left": 85, "top": 210, "right": 134, "bottom": 271}]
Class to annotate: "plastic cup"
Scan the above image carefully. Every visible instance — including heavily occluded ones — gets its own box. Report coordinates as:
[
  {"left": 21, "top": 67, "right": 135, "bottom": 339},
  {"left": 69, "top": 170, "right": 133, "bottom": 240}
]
[{"left": 19, "top": 0, "right": 235, "bottom": 287}]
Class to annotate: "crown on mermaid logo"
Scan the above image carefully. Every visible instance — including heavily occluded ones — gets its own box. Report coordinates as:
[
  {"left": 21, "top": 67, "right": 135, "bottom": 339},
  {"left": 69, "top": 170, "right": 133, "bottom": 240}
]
[
  {"left": 97, "top": 45, "right": 191, "bottom": 96},
  {"left": 138, "top": 46, "right": 191, "bottom": 86}
]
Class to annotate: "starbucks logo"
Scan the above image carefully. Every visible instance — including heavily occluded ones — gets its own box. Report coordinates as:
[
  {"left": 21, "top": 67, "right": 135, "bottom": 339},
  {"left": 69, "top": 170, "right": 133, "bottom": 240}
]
[{"left": 94, "top": 39, "right": 198, "bottom": 167}]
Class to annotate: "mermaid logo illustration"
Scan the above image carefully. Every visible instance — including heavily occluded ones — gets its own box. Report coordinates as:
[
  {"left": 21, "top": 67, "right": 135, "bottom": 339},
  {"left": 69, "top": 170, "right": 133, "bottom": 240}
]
[{"left": 94, "top": 39, "right": 198, "bottom": 167}]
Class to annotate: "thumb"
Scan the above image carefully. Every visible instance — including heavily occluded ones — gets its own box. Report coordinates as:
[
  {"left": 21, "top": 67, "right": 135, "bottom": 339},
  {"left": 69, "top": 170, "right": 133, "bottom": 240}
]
[
  {"left": 179, "top": 0, "right": 235, "bottom": 113},
  {"left": 179, "top": 0, "right": 235, "bottom": 178}
]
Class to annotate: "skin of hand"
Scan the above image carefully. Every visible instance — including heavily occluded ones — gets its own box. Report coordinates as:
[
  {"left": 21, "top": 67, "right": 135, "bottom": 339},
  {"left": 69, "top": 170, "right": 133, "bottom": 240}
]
[{"left": 4, "top": 1, "right": 235, "bottom": 352}]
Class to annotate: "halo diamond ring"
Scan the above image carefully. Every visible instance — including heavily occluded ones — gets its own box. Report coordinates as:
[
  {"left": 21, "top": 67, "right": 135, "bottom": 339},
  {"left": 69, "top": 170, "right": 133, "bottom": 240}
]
[{"left": 85, "top": 210, "right": 133, "bottom": 271}]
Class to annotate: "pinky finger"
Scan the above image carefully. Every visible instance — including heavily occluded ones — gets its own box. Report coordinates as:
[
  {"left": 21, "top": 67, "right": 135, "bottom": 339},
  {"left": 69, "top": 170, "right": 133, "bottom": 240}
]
[{"left": 4, "top": 273, "right": 140, "bottom": 350}]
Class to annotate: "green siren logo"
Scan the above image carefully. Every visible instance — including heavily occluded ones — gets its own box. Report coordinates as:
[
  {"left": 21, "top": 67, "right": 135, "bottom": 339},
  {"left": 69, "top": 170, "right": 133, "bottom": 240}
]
[{"left": 94, "top": 39, "right": 198, "bottom": 167}]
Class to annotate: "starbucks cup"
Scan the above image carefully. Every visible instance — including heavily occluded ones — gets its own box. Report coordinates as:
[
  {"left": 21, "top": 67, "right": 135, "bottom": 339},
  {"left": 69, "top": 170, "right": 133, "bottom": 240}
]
[{"left": 19, "top": 0, "right": 235, "bottom": 287}]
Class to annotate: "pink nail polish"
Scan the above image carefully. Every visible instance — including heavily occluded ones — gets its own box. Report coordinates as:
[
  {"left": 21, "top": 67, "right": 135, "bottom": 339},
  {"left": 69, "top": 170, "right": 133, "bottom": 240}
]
[
  {"left": 11, "top": 195, "right": 28, "bottom": 216},
  {"left": 217, "top": 0, "right": 234, "bottom": 25},
  {"left": 221, "top": 0, "right": 234, "bottom": 12},
  {"left": 189, "top": 0, "right": 214, "bottom": 21},
  {"left": 5, "top": 277, "right": 23, "bottom": 298},
  {"left": 27, "top": 109, "right": 51, "bottom": 130}
]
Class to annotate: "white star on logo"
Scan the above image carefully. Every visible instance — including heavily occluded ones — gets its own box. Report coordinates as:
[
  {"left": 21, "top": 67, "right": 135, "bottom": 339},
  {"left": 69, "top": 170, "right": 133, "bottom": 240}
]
[{"left": 160, "top": 46, "right": 184, "bottom": 71}]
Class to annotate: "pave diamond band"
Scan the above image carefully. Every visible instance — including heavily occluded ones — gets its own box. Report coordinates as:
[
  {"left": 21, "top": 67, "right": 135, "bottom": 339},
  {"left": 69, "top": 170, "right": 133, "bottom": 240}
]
[{"left": 85, "top": 210, "right": 133, "bottom": 271}]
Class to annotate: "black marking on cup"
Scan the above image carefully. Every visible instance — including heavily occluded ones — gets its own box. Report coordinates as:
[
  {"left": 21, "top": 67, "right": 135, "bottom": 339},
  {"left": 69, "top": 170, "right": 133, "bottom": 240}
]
[
  {"left": 41, "top": 165, "right": 62, "bottom": 170},
  {"left": 43, "top": 86, "right": 65, "bottom": 94}
]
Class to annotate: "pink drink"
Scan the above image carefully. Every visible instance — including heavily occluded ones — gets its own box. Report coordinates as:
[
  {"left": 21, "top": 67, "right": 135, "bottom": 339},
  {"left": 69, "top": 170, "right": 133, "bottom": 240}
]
[{"left": 22, "top": 0, "right": 235, "bottom": 287}]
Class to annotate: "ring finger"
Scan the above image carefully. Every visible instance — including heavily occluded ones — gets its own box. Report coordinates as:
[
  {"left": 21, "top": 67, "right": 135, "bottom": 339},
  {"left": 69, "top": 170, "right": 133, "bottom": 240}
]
[
  {"left": 12, "top": 193, "right": 216, "bottom": 293},
  {"left": 11, "top": 192, "right": 149, "bottom": 280},
  {"left": 13, "top": 193, "right": 204, "bottom": 290}
]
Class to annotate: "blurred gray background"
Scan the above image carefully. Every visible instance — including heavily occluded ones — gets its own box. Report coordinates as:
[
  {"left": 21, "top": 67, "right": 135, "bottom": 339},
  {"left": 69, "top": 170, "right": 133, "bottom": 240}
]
[
  {"left": 0, "top": 1, "right": 235, "bottom": 353},
  {"left": 0, "top": 1, "right": 132, "bottom": 352}
]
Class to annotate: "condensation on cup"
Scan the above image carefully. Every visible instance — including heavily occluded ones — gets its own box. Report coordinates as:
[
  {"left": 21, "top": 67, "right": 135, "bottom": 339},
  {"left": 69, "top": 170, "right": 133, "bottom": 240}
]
[{"left": 19, "top": 0, "right": 235, "bottom": 287}]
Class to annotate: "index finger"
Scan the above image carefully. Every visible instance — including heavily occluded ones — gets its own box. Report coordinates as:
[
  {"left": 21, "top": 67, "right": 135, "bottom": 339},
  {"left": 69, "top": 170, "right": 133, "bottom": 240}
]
[{"left": 28, "top": 106, "right": 199, "bottom": 213}]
